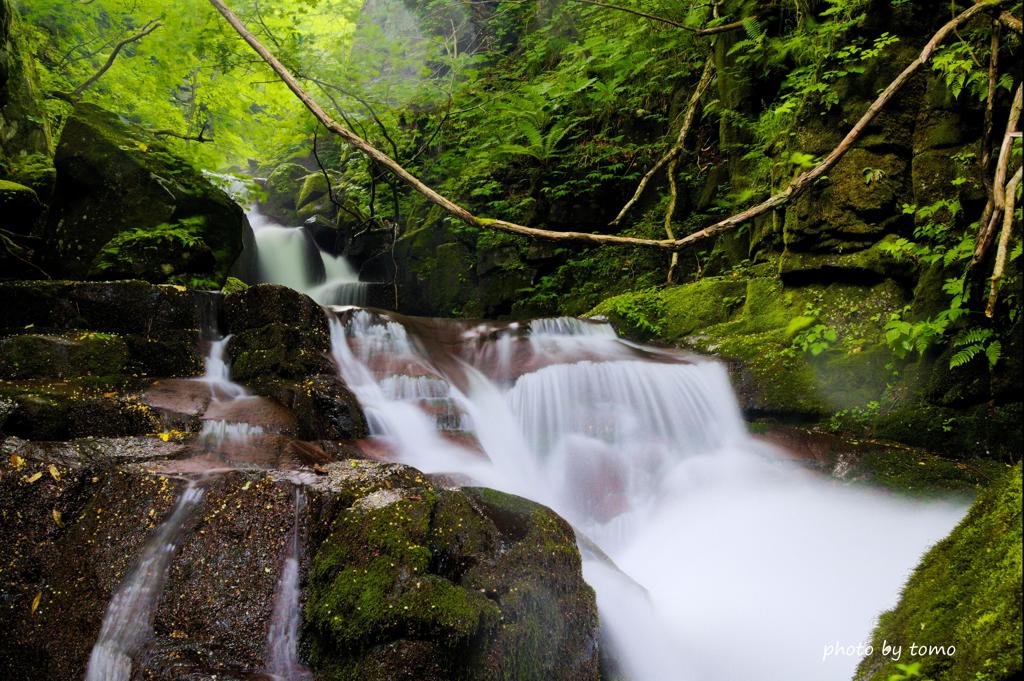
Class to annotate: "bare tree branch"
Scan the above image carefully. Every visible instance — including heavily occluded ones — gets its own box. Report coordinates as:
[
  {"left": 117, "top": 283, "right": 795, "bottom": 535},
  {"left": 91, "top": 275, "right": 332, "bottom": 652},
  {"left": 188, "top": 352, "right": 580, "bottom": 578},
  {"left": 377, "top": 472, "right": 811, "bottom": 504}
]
[
  {"left": 151, "top": 122, "right": 213, "bottom": 143},
  {"left": 611, "top": 55, "right": 715, "bottom": 226},
  {"left": 70, "top": 20, "right": 162, "bottom": 100},
  {"left": 208, "top": 0, "right": 1011, "bottom": 253},
  {"left": 986, "top": 166, "right": 1021, "bottom": 317},
  {"left": 974, "top": 83, "right": 1022, "bottom": 264}
]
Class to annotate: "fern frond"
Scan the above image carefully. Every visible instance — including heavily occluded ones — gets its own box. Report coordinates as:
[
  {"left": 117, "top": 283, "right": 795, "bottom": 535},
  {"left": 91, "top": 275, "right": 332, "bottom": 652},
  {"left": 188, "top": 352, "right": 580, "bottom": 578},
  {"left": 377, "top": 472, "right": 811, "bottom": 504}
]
[
  {"left": 985, "top": 340, "right": 1002, "bottom": 367},
  {"left": 954, "top": 327, "right": 992, "bottom": 346},
  {"left": 949, "top": 345, "right": 981, "bottom": 368},
  {"left": 743, "top": 18, "right": 763, "bottom": 41}
]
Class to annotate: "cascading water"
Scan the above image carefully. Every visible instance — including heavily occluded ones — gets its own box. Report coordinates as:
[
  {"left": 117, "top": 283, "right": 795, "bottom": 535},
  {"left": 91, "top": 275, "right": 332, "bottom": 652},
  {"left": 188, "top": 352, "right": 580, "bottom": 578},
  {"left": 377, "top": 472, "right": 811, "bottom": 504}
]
[
  {"left": 265, "top": 486, "right": 313, "bottom": 681},
  {"left": 328, "top": 308, "right": 967, "bottom": 681},
  {"left": 85, "top": 483, "right": 205, "bottom": 681},
  {"left": 207, "top": 171, "right": 367, "bottom": 306}
]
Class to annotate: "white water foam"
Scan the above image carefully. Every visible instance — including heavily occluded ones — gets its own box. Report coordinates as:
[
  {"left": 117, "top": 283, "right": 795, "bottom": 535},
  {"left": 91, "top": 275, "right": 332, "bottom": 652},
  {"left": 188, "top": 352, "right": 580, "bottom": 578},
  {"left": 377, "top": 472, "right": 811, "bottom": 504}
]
[{"left": 328, "top": 309, "right": 967, "bottom": 681}]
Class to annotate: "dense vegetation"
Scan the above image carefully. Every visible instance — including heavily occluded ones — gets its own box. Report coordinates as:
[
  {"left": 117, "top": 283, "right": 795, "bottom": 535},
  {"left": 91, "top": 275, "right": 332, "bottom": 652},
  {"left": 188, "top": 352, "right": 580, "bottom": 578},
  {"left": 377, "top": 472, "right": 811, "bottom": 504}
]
[{"left": 0, "top": 1, "right": 1021, "bottom": 679}]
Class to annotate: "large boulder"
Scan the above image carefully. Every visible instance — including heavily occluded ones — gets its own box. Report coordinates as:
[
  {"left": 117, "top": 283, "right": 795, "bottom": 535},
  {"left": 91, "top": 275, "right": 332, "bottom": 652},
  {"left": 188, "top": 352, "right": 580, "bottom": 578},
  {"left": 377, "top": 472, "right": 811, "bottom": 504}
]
[
  {"left": 42, "top": 103, "right": 247, "bottom": 287},
  {"left": 304, "top": 461, "right": 601, "bottom": 681},
  {"left": 224, "top": 284, "right": 369, "bottom": 440},
  {"left": 0, "top": 445, "right": 599, "bottom": 681}
]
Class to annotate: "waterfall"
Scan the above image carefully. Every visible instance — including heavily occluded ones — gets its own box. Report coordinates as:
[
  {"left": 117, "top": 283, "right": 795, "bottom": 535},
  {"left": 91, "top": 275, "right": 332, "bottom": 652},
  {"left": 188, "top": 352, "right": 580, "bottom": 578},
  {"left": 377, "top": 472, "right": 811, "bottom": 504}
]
[
  {"left": 265, "top": 486, "right": 313, "bottom": 681},
  {"left": 85, "top": 483, "right": 205, "bottom": 681},
  {"left": 207, "top": 171, "right": 367, "bottom": 306},
  {"left": 328, "top": 308, "right": 967, "bottom": 681}
]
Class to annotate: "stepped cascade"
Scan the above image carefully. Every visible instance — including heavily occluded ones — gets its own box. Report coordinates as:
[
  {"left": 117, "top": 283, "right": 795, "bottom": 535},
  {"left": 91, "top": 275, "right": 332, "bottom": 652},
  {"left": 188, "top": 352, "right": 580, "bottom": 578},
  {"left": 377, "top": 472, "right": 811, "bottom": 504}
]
[{"left": 327, "top": 307, "right": 967, "bottom": 681}]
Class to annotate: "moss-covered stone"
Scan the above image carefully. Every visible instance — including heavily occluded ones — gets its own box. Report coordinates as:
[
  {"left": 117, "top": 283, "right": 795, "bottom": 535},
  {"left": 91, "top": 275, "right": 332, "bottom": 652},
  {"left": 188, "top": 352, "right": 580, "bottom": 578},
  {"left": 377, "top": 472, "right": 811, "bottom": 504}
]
[
  {"left": 220, "top": 275, "right": 249, "bottom": 295},
  {"left": 262, "top": 162, "right": 308, "bottom": 221},
  {"left": 0, "top": 179, "right": 40, "bottom": 234},
  {"left": 0, "top": 0, "right": 52, "bottom": 163},
  {"left": 41, "top": 103, "right": 245, "bottom": 285},
  {"left": 305, "top": 463, "right": 600, "bottom": 681},
  {"left": 88, "top": 218, "right": 217, "bottom": 284},
  {"left": 0, "top": 280, "right": 201, "bottom": 335},
  {"left": 855, "top": 463, "right": 1022, "bottom": 681},
  {"left": 0, "top": 380, "right": 159, "bottom": 439},
  {"left": 0, "top": 331, "right": 129, "bottom": 380}
]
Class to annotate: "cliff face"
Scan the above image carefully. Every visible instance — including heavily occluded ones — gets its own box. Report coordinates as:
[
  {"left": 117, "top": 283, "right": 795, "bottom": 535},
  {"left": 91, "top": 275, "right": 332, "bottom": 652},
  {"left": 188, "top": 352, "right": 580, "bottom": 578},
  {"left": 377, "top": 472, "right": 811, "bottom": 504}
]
[{"left": 0, "top": 0, "right": 50, "bottom": 167}]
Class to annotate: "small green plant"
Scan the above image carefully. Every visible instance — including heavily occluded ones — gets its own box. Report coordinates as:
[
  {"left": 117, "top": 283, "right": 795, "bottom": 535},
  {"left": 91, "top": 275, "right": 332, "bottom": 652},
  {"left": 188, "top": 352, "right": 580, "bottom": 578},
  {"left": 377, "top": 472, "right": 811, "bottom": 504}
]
[
  {"left": 888, "top": 661, "right": 934, "bottom": 681},
  {"left": 788, "top": 306, "right": 838, "bottom": 356},
  {"left": 950, "top": 328, "right": 1001, "bottom": 369}
]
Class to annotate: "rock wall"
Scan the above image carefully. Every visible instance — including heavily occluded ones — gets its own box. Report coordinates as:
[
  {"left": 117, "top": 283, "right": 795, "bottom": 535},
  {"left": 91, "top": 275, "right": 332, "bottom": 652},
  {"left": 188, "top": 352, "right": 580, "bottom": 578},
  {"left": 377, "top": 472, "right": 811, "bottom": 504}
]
[{"left": 41, "top": 104, "right": 250, "bottom": 287}]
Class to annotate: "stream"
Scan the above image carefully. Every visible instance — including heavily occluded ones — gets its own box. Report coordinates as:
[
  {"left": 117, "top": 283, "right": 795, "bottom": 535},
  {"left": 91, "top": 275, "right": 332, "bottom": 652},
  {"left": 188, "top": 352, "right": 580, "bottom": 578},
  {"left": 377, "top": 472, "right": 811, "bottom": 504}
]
[{"left": 80, "top": 187, "right": 968, "bottom": 681}]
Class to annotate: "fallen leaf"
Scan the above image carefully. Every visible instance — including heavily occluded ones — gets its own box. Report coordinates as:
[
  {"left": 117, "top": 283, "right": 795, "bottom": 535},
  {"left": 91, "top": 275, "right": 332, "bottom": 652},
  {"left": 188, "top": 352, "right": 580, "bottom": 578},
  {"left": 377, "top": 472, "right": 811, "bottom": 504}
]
[
  {"left": 24, "top": 472, "right": 43, "bottom": 484},
  {"left": 52, "top": 509, "right": 64, "bottom": 528},
  {"left": 48, "top": 464, "right": 61, "bottom": 481},
  {"left": 31, "top": 592, "right": 42, "bottom": 614},
  {"left": 157, "top": 432, "right": 171, "bottom": 442},
  {"left": 9, "top": 453, "right": 25, "bottom": 470}
]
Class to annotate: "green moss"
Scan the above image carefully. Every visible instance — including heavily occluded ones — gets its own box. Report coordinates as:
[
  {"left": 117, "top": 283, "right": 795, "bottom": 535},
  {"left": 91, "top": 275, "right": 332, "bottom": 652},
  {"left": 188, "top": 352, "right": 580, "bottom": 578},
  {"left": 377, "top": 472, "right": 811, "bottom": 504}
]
[
  {"left": 855, "top": 463, "right": 1022, "bottom": 681},
  {"left": 221, "top": 276, "right": 249, "bottom": 295},
  {"left": 89, "top": 218, "right": 217, "bottom": 284},
  {"left": 0, "top": 331, "right": 129, "bottom": 380}
]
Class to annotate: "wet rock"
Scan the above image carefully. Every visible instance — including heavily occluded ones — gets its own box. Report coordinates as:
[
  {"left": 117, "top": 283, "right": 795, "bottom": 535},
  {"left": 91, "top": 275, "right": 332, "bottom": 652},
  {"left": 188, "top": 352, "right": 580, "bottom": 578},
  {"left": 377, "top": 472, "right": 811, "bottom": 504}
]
[
  {"left": 224, "top": 283, "right": 327, "bottom": 336},
  {"left": 143, "top": 474, "right": 297, "bottom": 679},
  {"left": 257, "top": 374, "right": 368, "bottom": 441},
  {"left": 304, "top": 461, "right": 600, "bottom": 681},
  {"left": 0, "top": 459, "right": 182, "bottom": 681},
  {"left": 0, "top": 280, "right": 201, "bottom": 335},
  {"left": 0, "top": 331, "right": 130, "bottom": 380},
  {"left": 0, "top": 179, "right": 41, "bottom": 234},
  {"left": 41, "top": 103, "right": 245, "bottom": 285},
  {"left": 0, "top": 382, "right": 160, "bottom": 440}
]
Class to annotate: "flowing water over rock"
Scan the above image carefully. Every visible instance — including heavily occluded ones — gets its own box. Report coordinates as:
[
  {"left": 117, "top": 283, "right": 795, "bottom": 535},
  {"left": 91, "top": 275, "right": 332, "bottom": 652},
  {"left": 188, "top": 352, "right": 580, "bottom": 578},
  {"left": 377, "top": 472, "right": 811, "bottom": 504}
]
[
  {"left": 84, "top": 482, "right": 205, "bottom": 681},
  {"left": 328, "top": 307, "right": 967, "bottom": 681},
  {"left": 265, "top": 486, "right": 313, "bottom": 681}
]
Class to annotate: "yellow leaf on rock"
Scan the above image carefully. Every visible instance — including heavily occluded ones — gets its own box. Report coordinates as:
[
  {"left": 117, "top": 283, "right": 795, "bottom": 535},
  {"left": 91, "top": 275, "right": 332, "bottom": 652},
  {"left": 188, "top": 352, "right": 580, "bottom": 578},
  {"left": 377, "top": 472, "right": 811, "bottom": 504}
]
[
  {"left": 157, "top": 432, "right": 171, "bottom": 442},
  {"left": 31, "top": 592, "right": 42, "bottom": 614},
  {"left": 9, "top": 453, "right": 26, "bottom": 470},
  {"left": 24, "top": 472, "right": 43, "bottom": 484},
  {"left": 52, "top": 509, "right": 64, "bottom": 527},
  {"left": 48, "top": 464, "right": 61, "bottom": 481}
]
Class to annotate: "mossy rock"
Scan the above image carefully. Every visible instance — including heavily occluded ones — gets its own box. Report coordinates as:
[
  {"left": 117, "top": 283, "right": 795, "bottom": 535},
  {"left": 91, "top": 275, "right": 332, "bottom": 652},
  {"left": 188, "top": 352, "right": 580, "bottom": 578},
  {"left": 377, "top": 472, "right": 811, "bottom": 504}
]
[
  {"left": 88, "top": 218, "right": 217, "bottom": 284},
  {"left": 262, "top": 162, "right": 308, "bottom": 220},
  {"left": 855, "top": 463, "right": 1022, "bottom": 681},
  {"left": 0, "top": 0, "right": 52, "bottom": 161},
  {"left": 223, "top": 283, "right": 327, "bottom": 334},
  {"left": 0, "top": 280, "right": 201, "bottom": 335},
  {"left": 305, "top": 463, "right": 600, "bottom": 681},
  {"left": 0, "top": 380, "right": 159, "bottom": 439},
  {"left": 296, "top": 171, "right": 343, "bottom": 210},
  {"left": 0, "top": 331, "right": 129, "bottom": 380},
  {"left": 778, "top": 235, "right": 915, "bottom": 284},
  {"left": 784, "top": 148, "right": 908, "bottom": 254},
  {"left": 41, "top": 103, "right": 245, "bottom": 285},
  {"left": 0, "top": 179, "right": 41, "bottom": 234}
]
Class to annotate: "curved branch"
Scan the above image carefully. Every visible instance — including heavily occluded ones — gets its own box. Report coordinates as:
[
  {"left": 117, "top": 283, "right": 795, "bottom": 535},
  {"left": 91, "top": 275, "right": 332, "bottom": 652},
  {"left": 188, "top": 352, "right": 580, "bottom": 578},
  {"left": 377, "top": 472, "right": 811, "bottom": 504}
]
[
  {"left": 71, "top": 20, "right": 162, "bottom": 99},
  {"left": 986, "top": 166, "right": 1021, "bottom": 317},
  {"left": 611, "top": 55, "right": 715, "bottom": 226},
  {"left": 208, "top": 0, "right": 1010, "bottom": 253}
]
